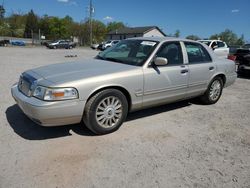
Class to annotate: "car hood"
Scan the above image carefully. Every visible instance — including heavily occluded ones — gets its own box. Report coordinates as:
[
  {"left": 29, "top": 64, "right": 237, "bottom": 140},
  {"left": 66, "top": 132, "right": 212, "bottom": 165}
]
[{"left": 28, "top": 59, "right": 137, "bottom": 85}]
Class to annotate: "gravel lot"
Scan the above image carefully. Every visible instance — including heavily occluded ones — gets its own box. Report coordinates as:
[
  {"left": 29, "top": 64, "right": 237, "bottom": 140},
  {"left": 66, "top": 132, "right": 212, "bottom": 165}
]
[{"left": 0, "top": 47, "right": 250, "bottom": 188}]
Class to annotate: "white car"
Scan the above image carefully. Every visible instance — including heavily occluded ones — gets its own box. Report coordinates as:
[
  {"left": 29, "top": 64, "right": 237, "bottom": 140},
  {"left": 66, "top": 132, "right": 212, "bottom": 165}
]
[
  {"left": 102, "top": 40, "right": 119, "bottom": 50},
  {"left": 198, "top": 40, "right": 229, "bottom": 59}
]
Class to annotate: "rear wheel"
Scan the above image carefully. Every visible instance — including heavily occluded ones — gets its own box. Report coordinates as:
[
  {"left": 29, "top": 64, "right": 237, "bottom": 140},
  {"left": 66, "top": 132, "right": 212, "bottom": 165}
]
[
  {"left": 200, "top": 77, "right": 223, "bottom": 104},
  {"left": 83, "top": 89, "right": 128, "bottom": 134}
]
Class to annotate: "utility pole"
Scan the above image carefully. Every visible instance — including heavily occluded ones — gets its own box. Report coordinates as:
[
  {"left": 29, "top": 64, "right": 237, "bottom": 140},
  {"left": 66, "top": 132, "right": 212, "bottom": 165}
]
[{"left": 89, "top": 0, "right": 93, "bottom": 46}]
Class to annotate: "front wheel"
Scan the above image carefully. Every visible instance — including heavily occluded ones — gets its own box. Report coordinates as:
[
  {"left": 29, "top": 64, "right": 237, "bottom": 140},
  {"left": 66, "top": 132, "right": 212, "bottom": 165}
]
[
  {"left": 83, "top": 89, "right": 128, "bottom": 134},
  {"left": 200, "top": 77, "right": 223, "bottom": 104}
]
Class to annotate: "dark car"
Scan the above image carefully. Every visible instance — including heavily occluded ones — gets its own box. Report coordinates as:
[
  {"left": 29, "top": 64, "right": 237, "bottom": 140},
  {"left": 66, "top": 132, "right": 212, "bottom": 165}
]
[
  {"left": 47, "top": 40, "right": 76, "bottom": 49},
  {"left": 0, "top": 39, "right": 10, "bottom": 47},
  {"left": 234, "top": 48, "right": 250, "bottom": 75}
]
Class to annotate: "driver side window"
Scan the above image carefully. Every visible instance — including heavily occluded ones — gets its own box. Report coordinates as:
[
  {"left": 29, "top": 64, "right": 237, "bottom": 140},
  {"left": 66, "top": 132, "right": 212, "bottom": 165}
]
[{"left": 156, "top": 42, "right": 183, "bottom": 66}]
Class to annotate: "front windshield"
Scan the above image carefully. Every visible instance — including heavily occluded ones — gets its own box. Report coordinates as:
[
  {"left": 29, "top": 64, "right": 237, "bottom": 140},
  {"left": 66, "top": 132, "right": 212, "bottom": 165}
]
[{"left": 96, "top": 40, "right": 158, "bottom": 66}]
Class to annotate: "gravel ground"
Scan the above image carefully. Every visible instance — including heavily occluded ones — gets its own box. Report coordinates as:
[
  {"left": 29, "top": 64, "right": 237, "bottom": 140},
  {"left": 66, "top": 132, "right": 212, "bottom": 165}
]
[{"left": 0, "top": 46, "right": 250, "bottom": 188}]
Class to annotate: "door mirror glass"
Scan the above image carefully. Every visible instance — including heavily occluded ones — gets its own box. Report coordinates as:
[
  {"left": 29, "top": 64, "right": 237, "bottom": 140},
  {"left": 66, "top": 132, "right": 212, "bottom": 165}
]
[{"left": 154, "top": 57, "right": 168, "bottom": 66}]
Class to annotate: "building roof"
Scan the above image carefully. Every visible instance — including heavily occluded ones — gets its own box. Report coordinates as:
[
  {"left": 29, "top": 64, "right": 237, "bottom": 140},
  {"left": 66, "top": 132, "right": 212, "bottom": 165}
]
[{"left": 108, "top": 26, "right": 166, "bottom": 36}]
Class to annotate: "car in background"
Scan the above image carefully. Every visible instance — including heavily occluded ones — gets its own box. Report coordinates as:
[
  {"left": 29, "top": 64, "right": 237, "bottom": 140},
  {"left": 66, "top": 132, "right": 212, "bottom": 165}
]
[
  {"left": 11, "top": 37, "right": 237, "bottom": 135},
  {"left": 91, "top": 43, "right": 100, "bottom": 49},
  {"left": 233, "top": 48, "right": 250, "bottom": 75},
  {"left": 98, "top": 40, "right": 119, "bottom": 50},
  {"left": 242, "top": 43, "right": 250, "bottom": 50},
  {"left": 11, "top": 40, "right": 25, "bottom": 46},
  {"left": 198, "top": 40, "right": 229, "bottom": 59},
  {"left": 0, "top": 39, "right": 10, "bottom": 47},
  {"left": 47, "top": 40, "right": 76, "bottom": 49}
]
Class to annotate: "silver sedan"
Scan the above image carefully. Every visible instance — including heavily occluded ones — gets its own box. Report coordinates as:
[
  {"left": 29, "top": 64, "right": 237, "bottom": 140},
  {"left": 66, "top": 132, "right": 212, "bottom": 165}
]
[{"left": 11, "top": 37, "right": 237, "bottom": 134}]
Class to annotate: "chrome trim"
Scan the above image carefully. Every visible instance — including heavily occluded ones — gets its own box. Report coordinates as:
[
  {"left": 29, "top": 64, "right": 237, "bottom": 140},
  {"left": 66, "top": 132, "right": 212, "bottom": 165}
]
[
  {"left": 188, "top": 81, "right": 207, "bottom": 87},
  {"left": 144, "top": 84, "right": 187, "bottom": 96}
]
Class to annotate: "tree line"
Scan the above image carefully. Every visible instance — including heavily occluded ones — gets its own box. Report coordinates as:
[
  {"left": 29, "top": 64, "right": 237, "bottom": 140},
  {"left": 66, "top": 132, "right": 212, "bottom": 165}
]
[
  {"left": 0, "top": 9, "right": 245, "bottom": 46},
  {"left": 0, "top": 9, "right": 125, "bottom": 45}
]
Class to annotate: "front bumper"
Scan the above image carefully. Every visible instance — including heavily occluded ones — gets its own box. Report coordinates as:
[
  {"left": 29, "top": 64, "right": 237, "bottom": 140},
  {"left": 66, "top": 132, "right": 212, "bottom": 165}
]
[{"left": 11, "top": 84, "right": 86, "bottom": 126}]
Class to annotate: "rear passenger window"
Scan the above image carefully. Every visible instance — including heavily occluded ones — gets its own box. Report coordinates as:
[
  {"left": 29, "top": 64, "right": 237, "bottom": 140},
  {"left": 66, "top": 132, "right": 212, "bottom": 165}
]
[
  {"left": 184, "top": 42, "right": 212, "bottom": 63},
  {"left": 156, "top": 42, "right": 183, "bottom": 66}
]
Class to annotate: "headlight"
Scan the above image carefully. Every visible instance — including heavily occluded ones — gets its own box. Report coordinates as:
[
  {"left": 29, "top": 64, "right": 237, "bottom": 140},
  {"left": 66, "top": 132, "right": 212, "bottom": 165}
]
[{"left": 33, "top": 86, "right": 78, "bottom": 101}]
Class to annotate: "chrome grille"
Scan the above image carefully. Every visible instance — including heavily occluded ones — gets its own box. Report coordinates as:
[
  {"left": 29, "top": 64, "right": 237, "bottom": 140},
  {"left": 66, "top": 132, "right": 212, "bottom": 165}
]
[{"left": 18, "top": 73, "right": 36, "bottom": 96}]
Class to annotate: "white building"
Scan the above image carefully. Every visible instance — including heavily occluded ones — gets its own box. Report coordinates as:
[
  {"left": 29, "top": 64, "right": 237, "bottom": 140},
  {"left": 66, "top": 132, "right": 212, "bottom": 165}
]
[{"left": 107, "top": 26, "right": 166, "bottom": 40}]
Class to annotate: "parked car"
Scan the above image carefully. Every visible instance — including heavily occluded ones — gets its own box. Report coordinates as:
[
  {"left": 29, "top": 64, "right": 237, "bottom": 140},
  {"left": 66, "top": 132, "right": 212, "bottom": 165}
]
[
  {"left": 47, "top": 40, "right": 76, "bottom": 49},
  {"left": 11, "top": 40, "right": 25, "bottom": 46},
  {"left": 242, "top": 43, "right": 250, "bottom": 50},
  {"left": 91, "top": 43, "right": 100, "bottom": 49},
  {"left": 0, "top": 39, "right": 10, "bottom": 47},
  {"left": 11, "top": 37, "right": 237, "bottom": 134},
  {"left": 233, "top": 48, "right": 250, "bottom": 75},
  {"left": 198, "top": 40, "right": 229, "bottom": 59},
  {"left": 41, "top": 40, "right": 52, "bottom": 47},
  {"left": 98, "top": 40, "right": 119, "bottom": 50}
]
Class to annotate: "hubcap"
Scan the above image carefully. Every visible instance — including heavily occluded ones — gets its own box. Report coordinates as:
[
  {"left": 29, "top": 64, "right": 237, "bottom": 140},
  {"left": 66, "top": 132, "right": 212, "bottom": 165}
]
[
  {"left": 209, "top": 80, "right": 221, "bottom": 101},
  {"left": 95, "top": 96, "right": 123, "bottom": 128}
]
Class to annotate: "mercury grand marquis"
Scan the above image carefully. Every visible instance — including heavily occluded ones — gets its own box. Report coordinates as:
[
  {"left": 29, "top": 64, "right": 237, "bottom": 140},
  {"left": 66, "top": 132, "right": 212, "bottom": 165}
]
[{"left": 11, "top": 37, "right": 237, "bottom": 134}]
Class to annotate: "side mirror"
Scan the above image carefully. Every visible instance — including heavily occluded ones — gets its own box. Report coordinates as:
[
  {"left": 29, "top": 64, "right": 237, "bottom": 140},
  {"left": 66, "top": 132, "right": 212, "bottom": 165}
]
[{"left": 154, "top": 57, "right": 168, "bottom": 66}]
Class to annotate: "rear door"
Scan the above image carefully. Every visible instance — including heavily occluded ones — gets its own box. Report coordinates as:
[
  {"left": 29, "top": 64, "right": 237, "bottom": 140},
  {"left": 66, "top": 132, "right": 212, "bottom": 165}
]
[{"left": 183, "top": 42, "right": 215, "bottom": 97}]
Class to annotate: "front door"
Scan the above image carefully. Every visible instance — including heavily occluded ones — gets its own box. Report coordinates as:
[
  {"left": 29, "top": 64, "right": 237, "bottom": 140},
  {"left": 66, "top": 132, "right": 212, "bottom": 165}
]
[{"left": 143, "top": 41, "right": 189, "bottom": 107}]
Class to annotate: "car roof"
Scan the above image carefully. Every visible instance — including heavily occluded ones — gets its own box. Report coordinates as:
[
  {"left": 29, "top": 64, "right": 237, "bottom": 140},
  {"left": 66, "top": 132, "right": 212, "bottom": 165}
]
[
  {"left": 198, "top": 39, "right": 223, "bottom": 42},
  {"left": 126, "top": 36, "right": 197, "bottom": 43}
]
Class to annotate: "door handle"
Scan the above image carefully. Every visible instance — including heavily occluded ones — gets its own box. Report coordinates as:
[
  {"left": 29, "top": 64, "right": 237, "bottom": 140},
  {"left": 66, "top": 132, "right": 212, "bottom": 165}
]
[
  {"left": 209, "top": 66, "right": 215, "bottom": 71},
  {"left": 181, "top": 69, "right": 188, "bottom": 74}
]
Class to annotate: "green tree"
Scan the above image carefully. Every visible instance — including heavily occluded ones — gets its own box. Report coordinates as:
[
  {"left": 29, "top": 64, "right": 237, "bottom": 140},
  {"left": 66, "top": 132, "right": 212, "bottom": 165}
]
[
  {"left": 186, "top": 35, "right": 201, "bottom": 41},
  {"left": 106, "top": 21, "right": 125, "bottom": 33},
  {"left": 39, "top": 15, "right": 50, "bottom": 39},
  {"left": 48, "top": 17, "right": 67, "bottom": 39},
  {"left": 92, "top": 20, "right": 106, "bottom": 43},
  {"left": 174, "top": 30, "right": 180, "bottom": 38},
  {"left": 61, "top": 15, "right": 74, "bottom": 38},
  {"left": 24, "top": 10, "right": 39, "bottom": 38},
  {"left": 209, "top": 29, "right": 245, "bottom": 46},
  {"left": 9, "top": 14, "right": 27, "bottom": 37}
]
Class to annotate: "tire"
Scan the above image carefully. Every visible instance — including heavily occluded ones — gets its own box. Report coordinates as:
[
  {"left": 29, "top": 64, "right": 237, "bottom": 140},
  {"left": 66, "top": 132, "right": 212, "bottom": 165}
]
[
  {"left": 83, "top": 89, "right": 128, "bottom": 135},
  {"left": 200, "top": 77, "right": 223, "bottom": 105},
  {"left": 53, "top": 46, "right": 57, "bottom": 49}
]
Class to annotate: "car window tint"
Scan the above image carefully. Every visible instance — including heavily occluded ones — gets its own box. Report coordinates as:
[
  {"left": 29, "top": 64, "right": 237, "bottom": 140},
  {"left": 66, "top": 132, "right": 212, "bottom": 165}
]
[
  {"left": 156, "top": 42, "right": 183, "bottom": 66},
  {"left": 185, "top": 42, "right": 212, "bottom": 63},
  {"left": 217, "top": 41, "right": 225, "bottom": 48}
]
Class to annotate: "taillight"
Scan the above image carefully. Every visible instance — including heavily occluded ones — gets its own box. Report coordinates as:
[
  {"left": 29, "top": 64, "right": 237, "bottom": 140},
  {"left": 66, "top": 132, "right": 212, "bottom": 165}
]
[{"left": 228, "top": 55, "right": 236, "bottom": 61}]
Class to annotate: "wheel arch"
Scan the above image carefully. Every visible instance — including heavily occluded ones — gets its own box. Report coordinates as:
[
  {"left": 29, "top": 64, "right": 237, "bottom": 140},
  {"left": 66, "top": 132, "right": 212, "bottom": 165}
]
[
  {"left": 211, "top": 73, "right": 226, "bottom": 86},
  {"left": 86, "top": 85, "right": 132, "bottom": 112}
]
